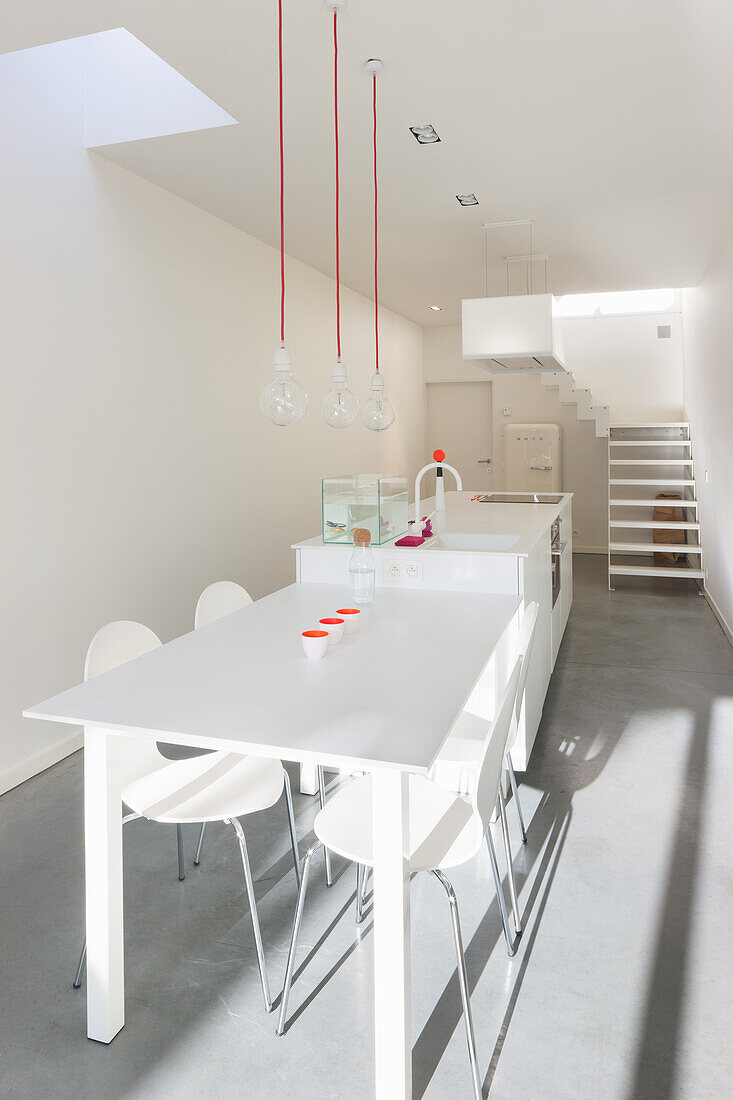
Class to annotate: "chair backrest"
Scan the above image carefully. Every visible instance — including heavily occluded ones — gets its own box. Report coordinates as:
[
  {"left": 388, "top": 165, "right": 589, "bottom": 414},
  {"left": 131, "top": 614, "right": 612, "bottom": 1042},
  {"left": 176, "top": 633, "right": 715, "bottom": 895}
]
[
  {"left": 472, "top": 659, "right": 522, "bottom": 830},
  {"left": 194, "top": 581, "right": 253, "bottom": 629},
  {"left": 515, "top": 601, "right": 539, "bottom": 723},
  {"left": 85, "top": 620, "right": 162, "bottom": 681}
]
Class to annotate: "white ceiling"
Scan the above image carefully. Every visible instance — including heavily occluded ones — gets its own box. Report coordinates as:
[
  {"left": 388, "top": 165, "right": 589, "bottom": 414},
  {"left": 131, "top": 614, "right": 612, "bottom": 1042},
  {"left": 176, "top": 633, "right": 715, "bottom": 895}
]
[{"left": 2, "top": 1, "right": 731, "bottom": 326}]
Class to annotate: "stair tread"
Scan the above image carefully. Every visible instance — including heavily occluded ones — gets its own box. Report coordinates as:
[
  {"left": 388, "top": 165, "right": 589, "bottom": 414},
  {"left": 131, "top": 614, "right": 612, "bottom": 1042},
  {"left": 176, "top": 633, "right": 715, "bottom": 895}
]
[
  {"left": 610, "top": 422, "right": 689, "bottom": 428},
  {"left": 609, "top": 542, "right": 702, "bottom": 554},
  {"left": 609, "top": 458, "right": 693, "bottom": 465},
  {"left": 609, "top": 563, "right": 705, "bottom": 579},
  {"left": 609, "top": 498, "right": 698, "bottom": 507},
  {"left": 609, "top": 440, "right": 692, "bottom": 447},
  {"left": 609, "top": 519, "right": 700, "bottom": 529},
  {"left": 610, "top": 478, "right": 696, "bottom": 485}
]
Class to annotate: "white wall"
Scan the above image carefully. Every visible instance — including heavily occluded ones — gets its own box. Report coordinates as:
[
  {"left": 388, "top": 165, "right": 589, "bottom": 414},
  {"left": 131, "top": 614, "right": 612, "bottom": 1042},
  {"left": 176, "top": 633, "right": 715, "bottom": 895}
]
[
  {"left": 682, "top": 231, "right": 733, "bottom": 639},
  {"left": 555, "top": 313, "right": 684, "bottom": 423},
  {"left": 0, "top": 40, "right": 425, "bottom": 793},
  {"left": 424, "top": 327, "right": 608, "bottom": 551}
]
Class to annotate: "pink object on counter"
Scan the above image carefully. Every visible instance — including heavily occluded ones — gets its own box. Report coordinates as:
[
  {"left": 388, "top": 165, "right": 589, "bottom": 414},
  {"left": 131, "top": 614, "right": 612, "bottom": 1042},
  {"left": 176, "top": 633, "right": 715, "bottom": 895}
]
[{"left": 394, "top": 535, "right": 425, "bottom": 547}]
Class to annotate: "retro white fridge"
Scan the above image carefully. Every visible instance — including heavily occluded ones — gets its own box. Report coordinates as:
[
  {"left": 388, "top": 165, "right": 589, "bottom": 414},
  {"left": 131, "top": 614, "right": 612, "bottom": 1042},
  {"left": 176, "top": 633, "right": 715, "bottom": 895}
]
[{"left": 504, "top": 423, "right": 562, "bottom": 491}]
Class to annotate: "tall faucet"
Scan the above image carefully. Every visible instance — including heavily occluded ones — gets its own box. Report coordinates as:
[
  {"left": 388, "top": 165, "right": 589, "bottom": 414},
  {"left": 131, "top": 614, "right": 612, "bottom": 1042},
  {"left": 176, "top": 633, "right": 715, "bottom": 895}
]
[{"left": 414, "top": 449, "right": 462, "bottom": 525}]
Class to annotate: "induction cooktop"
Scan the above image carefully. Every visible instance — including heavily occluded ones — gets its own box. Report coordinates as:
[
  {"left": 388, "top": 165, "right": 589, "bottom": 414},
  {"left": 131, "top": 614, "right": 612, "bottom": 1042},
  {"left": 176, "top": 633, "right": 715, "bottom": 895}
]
[{"left": 476, "top": 493, "right": 563, "bottom": 504}]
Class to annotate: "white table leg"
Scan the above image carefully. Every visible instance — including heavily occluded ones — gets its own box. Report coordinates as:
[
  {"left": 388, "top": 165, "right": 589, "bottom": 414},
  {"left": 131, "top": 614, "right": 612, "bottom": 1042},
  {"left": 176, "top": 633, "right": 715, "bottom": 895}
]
[
  {"left": 299, "top": 762, "right": 318, "bottom": 795},
  {"left": 371, "top": 768, "right": 411, "bottom": 1100},
  {"left": 84, "top": 729, "right": 126, "bottom": 1042}
]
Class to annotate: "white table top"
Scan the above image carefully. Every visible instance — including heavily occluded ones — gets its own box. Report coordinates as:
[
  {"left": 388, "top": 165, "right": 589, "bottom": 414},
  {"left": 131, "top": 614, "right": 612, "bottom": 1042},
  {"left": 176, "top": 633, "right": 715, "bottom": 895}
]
[{"left": 24, "top": 584, "right": 520, "bottom": 774}]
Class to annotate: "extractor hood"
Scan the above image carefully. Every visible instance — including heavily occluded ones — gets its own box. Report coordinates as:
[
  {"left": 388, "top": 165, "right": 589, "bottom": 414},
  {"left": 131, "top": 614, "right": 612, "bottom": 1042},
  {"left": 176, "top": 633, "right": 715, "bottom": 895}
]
[{"left": 462, "top": 292, "right": 566, "bottom": 373}]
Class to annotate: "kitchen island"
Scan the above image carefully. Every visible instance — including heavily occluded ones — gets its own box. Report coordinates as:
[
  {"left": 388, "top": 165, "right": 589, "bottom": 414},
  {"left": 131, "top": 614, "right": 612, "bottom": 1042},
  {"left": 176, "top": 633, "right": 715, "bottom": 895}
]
[{"left": 294, "top": 490, "right": 572, "bottom": 786}]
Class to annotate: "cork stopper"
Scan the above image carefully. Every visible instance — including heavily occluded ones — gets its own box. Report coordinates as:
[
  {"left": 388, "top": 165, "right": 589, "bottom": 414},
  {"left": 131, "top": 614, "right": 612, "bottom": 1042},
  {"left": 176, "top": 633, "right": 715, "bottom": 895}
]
[{"left": 352, "top": 527, "right": 372, "bottom": 547}]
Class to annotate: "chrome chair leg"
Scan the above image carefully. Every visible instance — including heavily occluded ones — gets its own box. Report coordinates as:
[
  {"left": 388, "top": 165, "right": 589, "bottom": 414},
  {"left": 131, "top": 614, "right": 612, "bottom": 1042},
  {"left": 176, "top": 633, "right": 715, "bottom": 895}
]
[
  {"left": 228, "top": 816, "right": 273, "bottom": 1013},
  {"left": 276, "top": 842, "right": 322, "bottom": 1036},
  {"left": 317, "top": 766, "right": 333, "bottom": 887},
  {"left": 355, "top": 863, "right": 365, "bottom": 924},
  {"left": 194, "top": 822, "right": 206, "bottom": 865},
  {"left": 283, "top": 770, "right": 302, "bottom": 890},
  {"left": 432, "top": 870, "right": 482, "bottom": 1100},
  {"left": 506, "top": 753, "right": 527, "bottom": 843},
  {"left": 72, "top": 942, "right": 87, "bottom": 989},
  {"left": 486, "top": 825, "right": 515, "bottom": 957},
  {"left": 73, "top": 811, "right": 141, "bottom": 988},
  {"left": 497, "top": 787, "right": 522, "bottom": 937},
  {"left": 177, "top": 824, "right": 185, "bottom": 881}
]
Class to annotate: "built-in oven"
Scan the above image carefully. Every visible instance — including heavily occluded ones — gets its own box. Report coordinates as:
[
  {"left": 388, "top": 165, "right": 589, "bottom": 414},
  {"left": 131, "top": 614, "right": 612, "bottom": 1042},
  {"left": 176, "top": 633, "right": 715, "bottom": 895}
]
[{"left": 551, "top": 518, "right": 566, "bottom": 608}]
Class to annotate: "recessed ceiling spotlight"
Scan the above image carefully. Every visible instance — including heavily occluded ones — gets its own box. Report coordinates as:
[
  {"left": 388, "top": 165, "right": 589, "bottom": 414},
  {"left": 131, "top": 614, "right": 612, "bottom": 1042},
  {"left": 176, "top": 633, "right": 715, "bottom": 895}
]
[
  {"left": 410, "top": 124, "right": 440, "bottom": 144},
  {"left": 456, "top": 193, "right": 479, "bottom": 206},
  {"left": 429, "top": 305, "right": 442, "bottom": 311}
]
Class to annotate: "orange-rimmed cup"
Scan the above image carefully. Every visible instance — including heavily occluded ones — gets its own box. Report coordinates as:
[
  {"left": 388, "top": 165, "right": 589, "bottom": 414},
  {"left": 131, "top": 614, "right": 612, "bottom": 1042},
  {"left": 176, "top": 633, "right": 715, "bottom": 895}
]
[
  {"left": 336, "top": 608, "right": 361, "bottom": 634},
  {"left": 318, "top": 617, "right": 345, "bottom": 644},
  {"left": 302, "top": 629, "right": 329, "bottom": 660}
]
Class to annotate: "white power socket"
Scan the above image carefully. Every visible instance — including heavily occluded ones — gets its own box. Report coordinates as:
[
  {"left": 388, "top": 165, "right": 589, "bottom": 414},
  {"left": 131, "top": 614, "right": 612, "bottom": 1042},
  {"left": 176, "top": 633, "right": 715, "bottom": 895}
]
[{"left": 383, "top": 559, "right": 422, "bottom": 582}]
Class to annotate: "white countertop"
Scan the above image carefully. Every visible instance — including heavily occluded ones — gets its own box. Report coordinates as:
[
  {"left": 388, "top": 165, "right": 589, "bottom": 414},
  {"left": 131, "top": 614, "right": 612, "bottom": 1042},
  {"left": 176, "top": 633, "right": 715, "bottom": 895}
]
[{"left": 294, "top": 490, "right": 572, "bottom": 558}]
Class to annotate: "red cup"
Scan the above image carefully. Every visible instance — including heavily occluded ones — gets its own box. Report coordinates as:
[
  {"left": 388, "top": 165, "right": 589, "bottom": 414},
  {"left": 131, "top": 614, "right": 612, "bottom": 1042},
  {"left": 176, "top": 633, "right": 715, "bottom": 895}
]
[
  {"left": 302, "top": 630, "right": 329, "bottom": 659},
  {"left": 336, "top": 608, "right": 361, "bottom": 634},
  {"left": 319, "top": 617, "right": 345, "bottom": 644}
]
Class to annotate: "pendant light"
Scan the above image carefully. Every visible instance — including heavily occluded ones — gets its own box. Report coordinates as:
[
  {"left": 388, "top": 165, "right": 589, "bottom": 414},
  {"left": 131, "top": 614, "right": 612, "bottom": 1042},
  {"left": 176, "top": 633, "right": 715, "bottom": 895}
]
[
  {"left": 260, "top": 0, "right": 307, "bottom": 427},
  {"left": 362, "top": 58, "right": 396, "bottom": 432},
  {"left": 321, "top": 0, "right": 360, "bottom": 428}
]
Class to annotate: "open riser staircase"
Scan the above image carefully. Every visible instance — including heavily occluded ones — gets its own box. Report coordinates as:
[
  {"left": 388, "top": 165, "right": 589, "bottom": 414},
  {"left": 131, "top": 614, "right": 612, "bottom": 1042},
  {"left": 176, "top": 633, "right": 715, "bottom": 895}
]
[
  {"left": 607, "top": 423, "right": 705, "bottom": 588},
  {"left": 541, "top": 370, "right": 610, "bottom": 438},
  {"left": 539, "top": 372, "right": 704, "bottom": 591}
]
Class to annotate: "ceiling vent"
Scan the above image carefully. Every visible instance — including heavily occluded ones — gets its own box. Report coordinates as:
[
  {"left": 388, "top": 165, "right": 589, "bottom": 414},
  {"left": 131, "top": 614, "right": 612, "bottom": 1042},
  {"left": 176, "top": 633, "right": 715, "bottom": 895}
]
[{"left": 657, "top": 324, "right": 671, "bottom": 339}]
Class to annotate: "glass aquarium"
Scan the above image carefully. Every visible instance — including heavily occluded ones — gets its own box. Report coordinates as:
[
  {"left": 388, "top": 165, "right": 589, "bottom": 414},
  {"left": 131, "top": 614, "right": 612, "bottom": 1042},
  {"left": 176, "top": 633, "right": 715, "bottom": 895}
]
[{"left": 322, "top": 474, "right": 408, "bottom": 545}]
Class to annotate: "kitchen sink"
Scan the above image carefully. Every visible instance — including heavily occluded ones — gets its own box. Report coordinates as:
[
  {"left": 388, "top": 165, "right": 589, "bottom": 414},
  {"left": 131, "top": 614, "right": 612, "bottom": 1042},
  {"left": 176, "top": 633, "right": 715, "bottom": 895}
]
[{"left": 431, "top": 533, "right": 520, "bottom": 552}]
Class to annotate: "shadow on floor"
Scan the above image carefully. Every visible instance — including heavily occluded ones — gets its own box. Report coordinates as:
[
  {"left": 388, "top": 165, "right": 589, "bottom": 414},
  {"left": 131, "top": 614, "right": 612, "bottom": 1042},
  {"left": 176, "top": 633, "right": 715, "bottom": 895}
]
[{"left": 626, "top": 702, "right": 711, "bottom": 1100}]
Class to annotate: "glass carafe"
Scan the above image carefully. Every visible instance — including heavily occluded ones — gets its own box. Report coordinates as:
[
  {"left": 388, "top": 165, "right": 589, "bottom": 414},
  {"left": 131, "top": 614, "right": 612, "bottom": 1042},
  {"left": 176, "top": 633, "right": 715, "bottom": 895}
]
[{"left": 349, "top": 528, "right": 376, "bottom": 604}]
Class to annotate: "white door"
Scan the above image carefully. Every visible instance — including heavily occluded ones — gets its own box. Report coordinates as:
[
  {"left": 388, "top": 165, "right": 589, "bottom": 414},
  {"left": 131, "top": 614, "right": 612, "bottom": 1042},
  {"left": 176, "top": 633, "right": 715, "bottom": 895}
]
[{"left": 425, "top": 381, "right": 493, "bottom": 498}]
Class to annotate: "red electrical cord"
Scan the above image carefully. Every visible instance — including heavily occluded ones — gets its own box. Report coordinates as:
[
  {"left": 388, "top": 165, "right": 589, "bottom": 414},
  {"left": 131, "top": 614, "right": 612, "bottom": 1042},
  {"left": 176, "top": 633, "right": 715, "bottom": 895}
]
[
  {"left": 372, "top": 71, "right": 379, "bottom": 372},
  {"left": 333, "top": 12, "right": 341, "bottom": 359},
  {"left": 278, "top": 0, "right": 285, "bottom": 344}
]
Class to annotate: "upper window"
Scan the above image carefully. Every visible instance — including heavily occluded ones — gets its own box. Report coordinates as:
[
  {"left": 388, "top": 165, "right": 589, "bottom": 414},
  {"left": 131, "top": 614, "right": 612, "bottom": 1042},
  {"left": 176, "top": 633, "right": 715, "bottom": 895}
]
[{"left": 553, "top": 289, "right": 680, "bottom": 319}]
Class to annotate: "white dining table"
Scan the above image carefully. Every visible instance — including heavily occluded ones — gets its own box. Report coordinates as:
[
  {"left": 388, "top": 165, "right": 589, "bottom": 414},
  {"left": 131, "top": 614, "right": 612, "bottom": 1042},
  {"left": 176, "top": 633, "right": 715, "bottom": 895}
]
[{"left": 25, "top": 582, "right": 520, "bottom": 1099}]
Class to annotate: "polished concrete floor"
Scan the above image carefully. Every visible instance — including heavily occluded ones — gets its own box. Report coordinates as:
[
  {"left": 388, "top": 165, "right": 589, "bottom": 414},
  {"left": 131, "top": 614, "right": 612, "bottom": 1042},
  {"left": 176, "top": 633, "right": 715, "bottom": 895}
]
[{"left": 2, "top": 555, "right": 733, "bottom": 1099}]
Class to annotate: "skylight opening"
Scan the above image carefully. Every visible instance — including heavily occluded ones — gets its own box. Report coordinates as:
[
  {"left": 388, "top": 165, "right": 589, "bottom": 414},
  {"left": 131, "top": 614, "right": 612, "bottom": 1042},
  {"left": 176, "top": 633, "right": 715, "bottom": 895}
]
[{"left": 553, "top": 289, "right": 680, "bottom": 319}]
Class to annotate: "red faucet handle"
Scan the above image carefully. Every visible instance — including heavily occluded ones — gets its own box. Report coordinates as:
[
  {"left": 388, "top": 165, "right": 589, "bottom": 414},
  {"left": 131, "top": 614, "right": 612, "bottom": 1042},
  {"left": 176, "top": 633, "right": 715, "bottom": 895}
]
[{"left": 433, "top": 449, "right": 445, "bottom": 462}]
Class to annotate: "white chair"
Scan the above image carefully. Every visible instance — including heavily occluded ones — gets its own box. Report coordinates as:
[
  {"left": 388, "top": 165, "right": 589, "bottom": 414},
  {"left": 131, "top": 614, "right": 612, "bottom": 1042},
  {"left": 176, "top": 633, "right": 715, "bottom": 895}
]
[
  {"left": 192, "top": 580, "right": 254, "bottom": 864},
  {"left": 194, "top": 579, "right": 253, "bottom": 629},
  {"left": 73, "top": 620, "right": 300, "bottom": 1013},
  {"left": 504, "top": 601, "right": 539, "bottom": 845},
  {"left": 276, "top": 660, "right": 523, "bottom": 1100},
  {"left": 192, "top": 581, "right": 333, "bottom": 883},
  {"left": 432, "top": 601, "right": 539, "bottom": 847}
]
